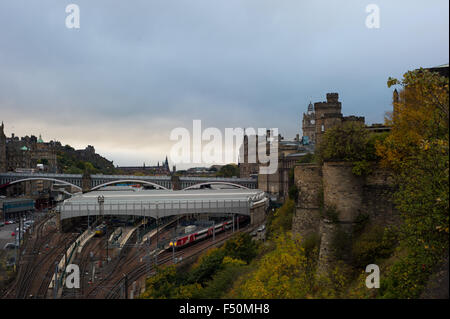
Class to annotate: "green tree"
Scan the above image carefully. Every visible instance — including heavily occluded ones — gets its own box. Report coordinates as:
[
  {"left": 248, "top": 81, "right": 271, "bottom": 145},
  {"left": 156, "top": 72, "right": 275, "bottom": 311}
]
[
  {"left": 223, "top": 233, "right": 258, "bottom": 264},
  {"left": 316, "top": 122, "right": 387, "bottom": 175},
  {"left": 216, "top": 164, "right": 240, "bottom": 177}
]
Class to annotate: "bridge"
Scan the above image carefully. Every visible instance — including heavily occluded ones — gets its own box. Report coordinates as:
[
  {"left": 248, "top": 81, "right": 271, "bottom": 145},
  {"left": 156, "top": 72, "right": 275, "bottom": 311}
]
[
  {"left": 57, "top": 188, "right": 268, "bottom": 226},
  {"left": 0, "top": 172, "right": 257, "bottom": 192}
]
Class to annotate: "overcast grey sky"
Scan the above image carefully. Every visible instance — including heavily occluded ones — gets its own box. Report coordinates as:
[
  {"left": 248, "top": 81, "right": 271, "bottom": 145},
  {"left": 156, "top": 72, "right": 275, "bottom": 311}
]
[{"left": 0, "top": 0, "right": 448, "bottom": 168}]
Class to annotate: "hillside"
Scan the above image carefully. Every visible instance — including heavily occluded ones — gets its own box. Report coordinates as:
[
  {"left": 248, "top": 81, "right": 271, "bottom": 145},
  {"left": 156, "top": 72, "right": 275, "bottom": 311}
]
[{"left": 56, "top": 144, "right": 116, "bottom": 175}]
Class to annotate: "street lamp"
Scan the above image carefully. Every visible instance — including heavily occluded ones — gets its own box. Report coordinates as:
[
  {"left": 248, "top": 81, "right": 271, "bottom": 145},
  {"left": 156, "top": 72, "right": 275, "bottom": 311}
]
[
  {"left": 170, "top": 240, "right": 177, "bottom": 263},
  {"left": 97, "top": 195, "right": 108, "bottom": 263},
  {"left": 97, "top": 195, "right": 105, "bottom": 223}
]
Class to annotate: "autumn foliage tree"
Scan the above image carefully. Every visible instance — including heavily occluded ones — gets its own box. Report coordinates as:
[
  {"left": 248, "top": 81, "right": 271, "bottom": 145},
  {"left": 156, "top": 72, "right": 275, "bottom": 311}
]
[{"left": 376, "top": 68, "right": 449, "bottom": 298}]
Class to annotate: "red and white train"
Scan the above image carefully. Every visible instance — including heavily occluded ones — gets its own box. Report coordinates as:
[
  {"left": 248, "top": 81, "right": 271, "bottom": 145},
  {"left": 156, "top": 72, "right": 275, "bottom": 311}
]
[{"left": 167, "top": 215, "right": 248, "bottom": 250}]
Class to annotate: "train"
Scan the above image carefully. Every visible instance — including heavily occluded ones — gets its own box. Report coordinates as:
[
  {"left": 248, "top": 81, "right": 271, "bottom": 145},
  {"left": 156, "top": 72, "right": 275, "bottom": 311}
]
[
  {"left": 94, "top": 224, "right": 107, "bottom": 237},
  {"left": 166, "top": 215, "right": 249, "bottom": 250}
]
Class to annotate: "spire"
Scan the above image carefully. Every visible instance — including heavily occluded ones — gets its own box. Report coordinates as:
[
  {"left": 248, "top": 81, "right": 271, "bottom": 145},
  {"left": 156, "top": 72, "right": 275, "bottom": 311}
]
[{"left": 307, "top": 101, "right": 314, "bottom": 113}]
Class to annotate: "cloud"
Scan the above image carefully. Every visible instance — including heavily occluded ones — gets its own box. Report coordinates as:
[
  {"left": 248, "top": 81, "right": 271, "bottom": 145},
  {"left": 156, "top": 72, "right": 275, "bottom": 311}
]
[{"left": 0, "top": 0, "right": 448, "bottom": 166}]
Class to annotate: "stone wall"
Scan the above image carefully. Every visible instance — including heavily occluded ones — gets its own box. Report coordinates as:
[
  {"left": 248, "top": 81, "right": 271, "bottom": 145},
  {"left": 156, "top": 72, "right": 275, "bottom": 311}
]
[
  {"left": 250, "top": 201, "right": 267, "bottom": 225},
  {"left": 362, "top": 167, "right": 399, "bottom": 226},
  {"left": 292, "top": 161, "right": 399, "bottom": 274},
  {"left": 322, "top": 162, "right": 364, "bottom": 223},
  {"left": 292, "top": 164, "right": 322, "bottom": 239}
]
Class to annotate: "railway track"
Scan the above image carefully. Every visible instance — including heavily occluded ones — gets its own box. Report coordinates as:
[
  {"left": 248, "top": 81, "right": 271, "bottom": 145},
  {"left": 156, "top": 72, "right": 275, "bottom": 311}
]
[
  {"left": 2, "top": 214, "right": 52, "bottom": 298},
  {"left": 2, "top": 213, "right": 80, "bottom": 299},
  {"left": 104, "top": 224, "right": 254, "bottom": 299}
]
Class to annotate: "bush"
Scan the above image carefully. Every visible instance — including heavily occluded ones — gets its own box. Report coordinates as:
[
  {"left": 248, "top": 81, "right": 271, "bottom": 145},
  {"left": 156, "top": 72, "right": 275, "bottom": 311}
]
[
  {"left": 321, "top": 205, "right": 340, "bottom": 223},
  {"left": 187, "top": 248, "right": 226, "bottom": 284},
  {"left": 223, "top": 233, "right": 258, "bottom": 264},
  {"left": 266, "top": 199, "right": 295, "bottom": 239},
  {"left": 197, "top": 264, "right": 248, "bottom": 298},
  {"left": 288, "top": 185, "right": 299, "bottom": 202},
  {"left": 352, "top": 225, "right": 398, "bottom": 269},
  {"left": 297, "top": 153, "right": 315, "bottom": 164},
  {"left": 316, "top": 122, "right": 388, "bottom": 175},
  {"left": 380, "top": 248, "right": 439, "bottom": 299}
]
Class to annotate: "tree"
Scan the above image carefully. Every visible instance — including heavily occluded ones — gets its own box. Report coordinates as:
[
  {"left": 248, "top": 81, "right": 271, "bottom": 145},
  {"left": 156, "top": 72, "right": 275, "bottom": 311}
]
[
  {"left": 216, "top": 164, "right": 240, "bottom": 177},
  {"left": 377, "top": 68, "right": 449, "bottom": 298},
  {"left": 237, "top": 233, "right": 313, "bottom": 298},
  {"left": 223, "top": 233, "right": 258, "bottom": 264},
  {"left": 316, "top": 122, "right": 387, "bottom": 175}
]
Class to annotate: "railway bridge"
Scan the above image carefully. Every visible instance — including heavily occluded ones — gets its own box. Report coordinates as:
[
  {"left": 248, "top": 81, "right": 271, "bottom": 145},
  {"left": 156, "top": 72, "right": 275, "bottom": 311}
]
[{"left": 0, "top": 172, "right": 257, "bottom": 192}]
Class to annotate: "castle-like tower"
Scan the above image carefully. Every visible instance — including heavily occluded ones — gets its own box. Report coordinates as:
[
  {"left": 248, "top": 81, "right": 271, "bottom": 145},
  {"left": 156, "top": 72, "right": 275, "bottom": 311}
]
[
  {"left": 302, "top": 102, "right": 315, "bottom": 145},
  {"left": 313, "top": 93, "right": 365, "bottom": 146},
  {"left": 314, "top": 93, "right": 343, "bottom": 145}
]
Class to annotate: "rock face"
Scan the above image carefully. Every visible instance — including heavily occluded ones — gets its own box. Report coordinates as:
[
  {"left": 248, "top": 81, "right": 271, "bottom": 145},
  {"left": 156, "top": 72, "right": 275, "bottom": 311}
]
[
  {"left": 292, "top": 161, "right": 399, "bottom": 273},
  {"left": 57, "top": 144, "right": 116, "bottom": 174}
]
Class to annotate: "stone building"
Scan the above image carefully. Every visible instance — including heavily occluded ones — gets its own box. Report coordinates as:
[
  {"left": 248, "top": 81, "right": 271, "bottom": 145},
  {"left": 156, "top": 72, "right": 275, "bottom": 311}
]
[
  {"left": 240, "top": 92, "right": 379, "bottom": 202},
  {"left": 313, "top": 93, "right": 365, "bottom": 146},
  {"left": 302, "top": 102, "right": 315, "bottom": 145},
  {"left": 239, "top": 129, "right": 309, "bottom": 201},
  {"left": 0, "top": 122, "right": 58, "bottom": 173},
  {"left": 239, "top": 133, "right": 260, "bottom": 178},
  {"left": 116, "top": 156, "right": 171, "bottom": 175}
]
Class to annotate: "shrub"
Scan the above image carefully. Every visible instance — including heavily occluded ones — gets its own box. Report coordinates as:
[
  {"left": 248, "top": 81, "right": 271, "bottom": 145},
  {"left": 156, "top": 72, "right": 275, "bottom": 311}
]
[
  {"left": 266, "top": 199, "right": 295, "bottom": 239},
  {"left": 352, "top": 225, "right": 398, "bottom": 269},
  {"left": 197, "top": 264, "right": 248, "bottom": 298},
  {"left": 223, "top": 233, "right": 258, "bottom": 264},
  {"left": 297, "top": 153, "right": 315, "bottom": 164},
  {"left": 316, "top": 122, "right": 388, "bottom": 175},
  {"left": 288, "top": 184, "right": 299, "bottom": 202},
  {"left": 187, "top": 248, "right": 226, "bottom": 284}
]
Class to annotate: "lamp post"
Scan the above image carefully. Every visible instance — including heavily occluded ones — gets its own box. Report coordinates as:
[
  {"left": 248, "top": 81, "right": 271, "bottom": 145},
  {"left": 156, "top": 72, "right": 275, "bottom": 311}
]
[
  {"left": 97, "top": 195, "right": 108, "bottom": 262},
  {"left": 97, "top": 195, "right": 105, "bottom": 223},
  {"left": 170, "top": 240, "right": 177, "bottom": 263}
]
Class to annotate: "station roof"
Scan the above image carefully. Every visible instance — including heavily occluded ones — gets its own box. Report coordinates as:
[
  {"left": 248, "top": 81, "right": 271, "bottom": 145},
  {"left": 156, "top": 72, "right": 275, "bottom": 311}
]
[{"left": 58, "top": 188, "right": 267, "bottom": 220}]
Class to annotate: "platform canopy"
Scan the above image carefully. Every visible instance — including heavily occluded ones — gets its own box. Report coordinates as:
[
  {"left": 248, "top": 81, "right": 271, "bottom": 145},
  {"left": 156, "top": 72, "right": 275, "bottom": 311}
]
[{"left": 57, "top": 188, "right": 267, "bottom": 220}]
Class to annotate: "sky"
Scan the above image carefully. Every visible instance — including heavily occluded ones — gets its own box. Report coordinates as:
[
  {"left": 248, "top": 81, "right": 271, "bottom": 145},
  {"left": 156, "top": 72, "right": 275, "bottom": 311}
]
[{"left": 0, "top": 0, "right": 448, "bottom": 169}]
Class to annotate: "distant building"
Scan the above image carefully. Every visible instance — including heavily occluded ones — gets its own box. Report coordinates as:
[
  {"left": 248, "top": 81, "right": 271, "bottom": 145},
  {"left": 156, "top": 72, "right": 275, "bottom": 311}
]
[
  {"left": 313, "top": 93, "right": 365, "bottom": 146},
  {"left": 239, "top": 129, "right": 309, "bottom": 201},
  {"left": 116, "top": 156, "right": 171, "bottom": 175},
  {"left": 239, "top": 92, "right": 367, "bottom": 201},
  {"left": 302, "top": 102, "right": 316, "bottom": 146},
  {"left": 0, "top": 123, "right": 57, "bottom": 173}
]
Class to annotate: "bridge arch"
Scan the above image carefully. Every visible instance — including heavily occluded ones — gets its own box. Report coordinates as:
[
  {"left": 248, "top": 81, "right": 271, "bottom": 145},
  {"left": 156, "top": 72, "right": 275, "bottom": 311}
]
[
  {"left": 182, "top": 182, "right": 249, "bottom": 191},
  {"left": 0, "top": 178, "right": 82, "bottom": 191},
  {"left": 90, "top": 179, "right": 168, "bottom": 191}
]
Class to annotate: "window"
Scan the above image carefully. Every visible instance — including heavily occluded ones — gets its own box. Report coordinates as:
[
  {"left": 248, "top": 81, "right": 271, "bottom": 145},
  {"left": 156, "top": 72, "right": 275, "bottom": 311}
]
[{"left": 321, "top": 125, "right": 325, "bottom": 132}]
